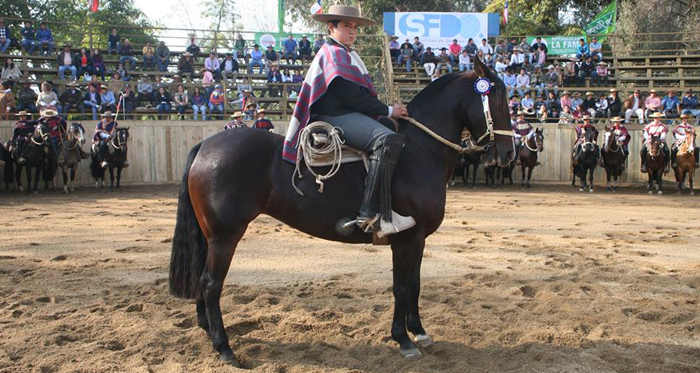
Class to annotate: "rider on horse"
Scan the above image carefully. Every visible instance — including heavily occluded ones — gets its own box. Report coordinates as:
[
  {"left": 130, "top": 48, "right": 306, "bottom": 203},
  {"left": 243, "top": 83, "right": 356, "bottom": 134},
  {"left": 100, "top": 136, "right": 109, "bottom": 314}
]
[
  {"left": 224, "top": 112, "right": 246, "bottom": 130},
  {"left": 671, "top": 113, "right": 699, "bottom": 169},
  {"left": 252, "top": 109, "right": 274, "bottom": 132},
  {"left": 512, "top": 110, "right": 533, "bottom": 150},
  {"left": 94, "top": 111, "right": 128, "bottom": 169},
  {"left": 573, "top": 114, "right": 600, "bottom": 161},
  {"left": 610, "top": 116, "right": 630, "bottom": 157},
  {"left": 38, "top": 109, "right": 66, "bottom": 164},
  {"left": 10, "top": 111, "right": 37, "bottom": 165},
  {"left": 640, "top": 112, "right": 670, "bottom": 173},
  {"left": 282, "top": 5, "right": 412, "bottom": 237}
]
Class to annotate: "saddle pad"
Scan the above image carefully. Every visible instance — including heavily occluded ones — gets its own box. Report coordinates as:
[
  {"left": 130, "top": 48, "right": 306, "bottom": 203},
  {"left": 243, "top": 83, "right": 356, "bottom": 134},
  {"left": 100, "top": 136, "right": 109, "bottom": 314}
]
[{"left": 305, "top": 144, "right": 367, "bottom": 168}]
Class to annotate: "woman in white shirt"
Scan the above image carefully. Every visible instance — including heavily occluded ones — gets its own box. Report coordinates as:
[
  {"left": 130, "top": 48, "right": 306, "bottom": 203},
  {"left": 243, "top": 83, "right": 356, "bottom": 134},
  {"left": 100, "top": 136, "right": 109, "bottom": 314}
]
[
  {"left": 36, "top": 82, "right": 58, "bottom": 113},
  {"left": 509, "top": 47, "right": 525, "bottom": 70}
]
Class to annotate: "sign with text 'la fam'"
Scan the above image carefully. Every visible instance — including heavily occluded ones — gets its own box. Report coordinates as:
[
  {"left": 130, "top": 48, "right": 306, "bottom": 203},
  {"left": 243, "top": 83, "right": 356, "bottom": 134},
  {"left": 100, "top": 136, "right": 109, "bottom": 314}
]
[
  {"left": 384, "top": 12, "right": 500, "bottom": 50},
  {"left": 526, "top": 35, "right": 586, "bottom": 56}
]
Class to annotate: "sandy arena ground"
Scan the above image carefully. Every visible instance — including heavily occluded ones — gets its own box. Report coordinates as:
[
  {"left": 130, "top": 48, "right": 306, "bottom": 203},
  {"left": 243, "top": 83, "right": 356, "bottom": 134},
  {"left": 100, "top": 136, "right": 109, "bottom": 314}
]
[{"left": 0, "top": 183, "right": 698, "bottom": 373}]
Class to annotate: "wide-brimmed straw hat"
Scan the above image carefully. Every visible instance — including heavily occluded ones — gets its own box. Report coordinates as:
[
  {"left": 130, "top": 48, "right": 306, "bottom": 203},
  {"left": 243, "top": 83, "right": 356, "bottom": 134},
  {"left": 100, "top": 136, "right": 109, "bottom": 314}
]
[
  {"left": 311, "top": 5, "right": 376, "bottom": 26},
  {"left": 650, "top": 89, "right": 657, "bottom": 93},
  {"left": 582, "top": 113, "right": 591, "bottom": 119},
  {"left": 182, "top": 52, "right": 193, "bottom": 57},
  {"left": 231, "top": 111, "right": 243, "bottom": 118},
  {"left": 15, "top": 110, "right": 29, "bottom": 117},
  {"left": 517, "top": 110, "right": 526, "bottom": 116},
  {"left": 585, "top": 91, "right": 594, "bottom": 96},
  {"left": 650, "top": 112, "right": 663, "bottom": 118},
  {"left": 680, "top": 113, "right": 693, "bottom": 119},
  {"left": 611, "top": 116, "right": 623, "bottom": 122},
  {"left": 100, "top": 111, "right": 114, "bottom": 117},
  {"left": 256, "top": 108, "right": 266, "bottom": 114},
  {"left": 66, "top": 81, "right": 78, "bottom": 87},
  {"left": 42, "top": 109, "right": 58, "bottom": 117},
  {"left": 610, "top": 88, "right": 617, "bottom": 93}
]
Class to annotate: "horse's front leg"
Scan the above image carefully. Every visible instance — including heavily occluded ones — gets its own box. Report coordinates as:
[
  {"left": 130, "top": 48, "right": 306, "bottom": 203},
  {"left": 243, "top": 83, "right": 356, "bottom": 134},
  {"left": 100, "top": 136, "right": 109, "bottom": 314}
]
[
  {"left": 116, "top": 166, "right": 123, "bottom": 189},
  {"left": 527, "top": 166, "right": 533, "bottom": 188},
  {"left": 70, "top": 167, "right": 76, "bottom": 192},
  {"left": 390, "top": 231, "right": 427, "bottom": 358},
  {"left": 62, "top": 168, "right": 69, "bottom": 194},
  {"left": 520, "top": 164, "right": 526, "bottom": 188},
  {"left": 689, "top": 170, "right": 695, "bottom": 196},
  {"left": 108, "top": 166, "right": 115, "bottom": 189}
]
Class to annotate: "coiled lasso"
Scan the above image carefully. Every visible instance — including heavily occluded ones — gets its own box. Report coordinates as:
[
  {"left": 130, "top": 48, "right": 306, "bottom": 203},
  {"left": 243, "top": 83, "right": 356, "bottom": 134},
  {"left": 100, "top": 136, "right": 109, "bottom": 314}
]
[{"left": 292, "top": 121, "right": 345, "bottom": 196}]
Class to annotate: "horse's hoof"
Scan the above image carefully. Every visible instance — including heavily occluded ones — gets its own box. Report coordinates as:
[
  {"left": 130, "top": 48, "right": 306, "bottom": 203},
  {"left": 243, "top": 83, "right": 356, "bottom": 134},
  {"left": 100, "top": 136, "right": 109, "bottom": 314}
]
[
  {"left": 18, "top": 186, "right": 24, "bottom": 192},
  {"left": 648, "top": 191, "right": 653, "bottom": 194},
  {"left": 579, "top": 188, "right": 584, "bottom": 192},
  {"left": 400, "top": 347, "right": 422, "bottom": 358},
  {"left": 658, "top": 191, "right": 663, "bottom": 195},
  {"left": 413, "top": 334, "right": 433, "bottom": 348},
  {"left": 691, "top": 191, "right": 695, "bottom": 196},
  {"left": 219, "top": 351, "right": 241, "bottom": 367},
  {"left": 589, "top": 189, "right": 594, "bottom": 193},
  {"left": 63, "top": 187, "right": 68, "bottom": 194}
]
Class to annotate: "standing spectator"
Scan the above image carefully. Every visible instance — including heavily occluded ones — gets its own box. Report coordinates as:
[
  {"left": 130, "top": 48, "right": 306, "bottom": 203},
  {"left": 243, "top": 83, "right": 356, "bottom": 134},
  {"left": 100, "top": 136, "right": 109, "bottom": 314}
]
[
  {"left": 448, "top": 39, "right": 462, "bottom": 65},
  {"left": 136, "top": 75, "right": 153, "bottom": 108},
  {"left": 208, "top": 84, "right": 225, "bottom": 118},
  {"left": 0, "top": 19, "right": 10, "bottom": 53},
  {"left": 464, "top": 38, "right": 478, "bottom": 62},
  {"left": 190, "top": 86, "right": 208, "bottom": 121},
  {"left": 60, "top": 81, "right": 85, "bottom": 118},
  {"left": 205, "top": 52, "right": 221, "bottom": 81},
  {"left": 119, "top": 84, "right": 136, "bottom": 119},
  {"left": 503, "top": 70, "right": 517, "bottom": 97},
  {"left": 56, "top": 44, "right": 78, "bottom": 80},
  {"left": 608, "top": 88, "right": 622, "bottom": 118},
  {"left": 118, "top": 39, "right": 136, "bottom": 70},
  {"left": 155, "top": 41, "right": 170, "bottom": 72},
  {"left": 221, "top": 53, "right": 238, "bottom": 81},
  {"left": 91, "top": 48, "right": 106, "bottom": 80},
  {"left": 234, "top": 33, "right": 248, "bottom": 63},
  {"left": 21, "top": 21, "right": 36, "bottom": 55},
  {"left": 560, "top": 91, "right": 572, "bottom": 112},
  {"left": 313, "top": 34, "right": 325, "bottom": 55},
  {"left": 230, "top": 88, "right": 256, "bottom": 111},
  {"left": 478, "top": 38, "right": 493, "bottom": 57},
  {"left": 154, "top": 86, "right": 171, "bottom": 119},
  {"left": 494, "top": 56, "right": 507, "bottom": 79},
  {"left": 589, "top": 37, "right": 603, "bottom": 61},
  {"left": 412, "top": 36, "right": 424, "bottom": 59},
  {"left": 36, "top": 22, "right": 55, "bottom": 56},
  {"left": 99, "top": 85, "right": 117, "bottom": 113},
  {"left": 458, "top": 49, "right": 470, "bottom": 72},
  {"left": 563, "top": 58, "right": 580, "bottom": 86},
  {"left": 264, "top": 45, "right": 279, "bottom": 72},
  {"left": 579, "top": 56, "right": 595, "bottom": 86},
  {"left": 576, "top": 38, "right": 589, "bottom": 60},
  {"left": 16, "top": 82, "right": 37, "bottom": 113},
  {"left": 108, "top": 28, "right": 120, "bottom": 54},
  {"left": 543, "top": 65, "right": 560, "bottom": 97},
  {"left": 177, "top": 52, "right": 194, "bottom": 79},
  {"left": 509, "top": 47, "right": 525, "bottom": 70},
  {"left": 516, "top": 69, "right": 531, "bottom": 97},
  {"left": 249, "top": 44, "right": 264, "bottom": 74},
  {"left": 142, "top": 42, "right": 155, "bottom": 70},
  {"left": 420, "top": 47, "right": 436, "bottom": 77},
  {"left": 592, "top": 61, "right": 609, "bottom": 86},
  {"left": 76, "top": 47, "right": 92, "bottom": 78},
  {"left": 298, "top": 35, "right": 312, "bottom": 64},
  {"left": 82, "top": 83, "right": 101, "bottom": 120},
  {"left": 494, "top": 40, "right": 506, "bottom": 57},
  {"left": 267, "top": 63, "right": 282, "bottom": 97},
  {"left": 661, "top": 89, "right": 681, "bottom": 120},
  {"left": 595, "top": 93, "right": 608, "bottom": 118},
  {"left": 36, "top": 82, "right": 59, "bottom": 113},
  {"left": 436, "top": 48, "right": 452, "bottom": 73},
  {"left": 1, "top": 59, "right": 21, "bottom": 80},
  {"left": 624, "top": 89, "right": 645, "bottom": 124},
  {"left": 186, "top": 34, "right": 201, "bottom": 61},
  {"left": 283, "top": 34, "right": 298, "bottom": 65},
  {"left": 645, "top": 89, "right": 662, "bottom": 117},
  {"left": 681, "top": 89, "right": 699, "bottom": 120},
  {"left": 397, "top": 39, "right": 414, "bottom": 72},
  {"left": 531, "top": 67, "right": 545, "bottom": 97},
  {"left": 174, "top": 84, "right": 188, "bottom": 120}
]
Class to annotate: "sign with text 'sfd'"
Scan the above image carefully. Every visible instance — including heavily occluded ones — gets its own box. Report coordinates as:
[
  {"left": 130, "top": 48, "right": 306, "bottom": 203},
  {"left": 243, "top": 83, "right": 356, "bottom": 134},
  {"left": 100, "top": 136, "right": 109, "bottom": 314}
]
[{"left": 384, "top": 12, "right": 500, "bottom": 50}]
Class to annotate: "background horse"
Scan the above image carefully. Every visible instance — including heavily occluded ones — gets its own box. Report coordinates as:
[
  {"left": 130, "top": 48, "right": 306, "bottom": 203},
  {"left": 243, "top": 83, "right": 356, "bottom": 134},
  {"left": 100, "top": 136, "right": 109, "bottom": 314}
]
[
  {"left": 518, "top": 128, "right": 543, "bottom": 188},
  {"left": 59, "top": 122, "right": 87, "bottom": 193},
  {"left": 16, "top": 123, "right": 49, "bottom": 194},
  {"left": 0, "top": 141, "right": 13, "bottom": 191},
  {"left": 105, "top": 128, "right": 129, "bottom": 189},
  {"left": 645, "top": 135, "right": 666, "bottom": 195},
  {"left": 673, "top": 129, "right": 695, "bottom": 195},
  {"left": 572, "top": 128, "right": 598, "bottom": 193},
  {"left": 168, "top": 59, "right": 515, "bottom": 366},
  {"left": 450, "top": 138, "right": 482, "bottom": 188},
  {"left": 601, "top": 126, "right": 626, "bottom": 192}
]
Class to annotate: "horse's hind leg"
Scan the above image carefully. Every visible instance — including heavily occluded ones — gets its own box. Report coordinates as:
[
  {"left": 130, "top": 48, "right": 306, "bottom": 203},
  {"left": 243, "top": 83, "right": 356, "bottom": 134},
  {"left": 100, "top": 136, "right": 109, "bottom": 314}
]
[
  {"left": 689, "top": 171, "right": 694, "bottom": 196},
  {"left": 116, "top": 166, "right": 122, "bottom": 189},
  {"left": 62, "top": 169, "right": 69, "bottom": 193},
  {"left": 527, "top": 166, "right": 533, "bottom": 188},
  {"left": 391, "top": 232, "right": 427, "bottom": 357}
]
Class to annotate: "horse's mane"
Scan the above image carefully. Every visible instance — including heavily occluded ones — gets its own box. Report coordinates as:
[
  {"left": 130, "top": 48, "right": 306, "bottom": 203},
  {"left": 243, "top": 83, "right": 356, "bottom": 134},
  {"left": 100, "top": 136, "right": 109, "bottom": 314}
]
[{"left": 407, "top": 73, "right": 469, "bottom": 112}]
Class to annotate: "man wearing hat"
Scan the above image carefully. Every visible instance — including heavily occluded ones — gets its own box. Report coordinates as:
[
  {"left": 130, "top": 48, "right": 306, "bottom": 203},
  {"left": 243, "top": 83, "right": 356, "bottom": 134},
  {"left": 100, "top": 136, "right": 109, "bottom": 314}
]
[
  {"left": 681, "top": 89, "right": 699, "bottom": 124},
  {"left": 661, "top": 89, "right": 681, "bottom": 120},
  {"left": 60, "top": 81, "right": 85, "bottom": 118},
  {"left": 573, "top": 114, "right": 600, "bottom": 161},
  {"left": 38, "top": 109, "right": 67, "bottom": 163},
  {"left": 249, "top": 44, "right": 264, "bottom": 74},
  {"left": 592, "top": 61, "right": 609, "bottom": 87},
  {"left": 509, "top": 46, "right": 525, "bottom": 70},
  {"left": 298, "top": 35, "right": 312, "bottom": 64},
  {"left": 512, "top": 111, "right": 534, "bottom": 151},
  {"left": 244, "top": 102, "right": 257, "bottom": 120},
  {"left": 252, "top": 109, "right": 274, "bottom": 132},
  {"left": 177, "top": 52, "right": 194, "bottom": 79},
  {"left": 93, "top": 111, "right": 125, "bottom": 168},
  {"left": 609, "top": 116, "right": 631, "bottom": 168},
  {"left": 388, "top": 36, "right": 400, "bottom": 60},
  {"left": 224, "top": 112, "right": 246, "bottom": 130},
  {"left": 10, "top": 111, "right": 37, "bottom": 164},
  {"left": 544, "top": 65, "right": 559, "bottom": 97},
  {"left": 282, "top": 5, "right": 413, "bottom": 237},
  {"left": 607, "top": 88, "right": 622, "bottom": 118},
  {"left": 671, "top": 113, "right": 699, "bottom": 169},
  {"left": 99, "top": 85, "right": 117, "bottom": 114},
  {"left": 265, "top": 44, "right": 280, "bottom": 72},
  {"left": 640, "top": 112, "right": 670, "bottom": 173},
  {"left": 56, "top": 43, "right": 78, "bottom": 80},
  {"left": 644, "top": 89, "right": 662, "bottom": 118},
  {"left": 624, "top": 89, "right": 645, "bottom": 124},
  {"left": 436, "top": 47, "right": 452, "bottom": 73},
  {"left": 0, "top": 19, "right": 11, "bottom": 53}
]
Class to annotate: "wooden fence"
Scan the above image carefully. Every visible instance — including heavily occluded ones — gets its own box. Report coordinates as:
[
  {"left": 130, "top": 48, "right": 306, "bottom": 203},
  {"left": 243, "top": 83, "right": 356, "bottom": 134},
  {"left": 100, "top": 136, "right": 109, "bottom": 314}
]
[{"left": 0, "top": 120, "right": 682, "bottom": 187}]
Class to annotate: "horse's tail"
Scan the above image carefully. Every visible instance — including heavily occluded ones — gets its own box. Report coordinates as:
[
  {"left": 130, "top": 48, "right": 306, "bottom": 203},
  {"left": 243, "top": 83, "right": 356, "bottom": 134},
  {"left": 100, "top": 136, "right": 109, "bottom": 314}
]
[{"left": 169, "top": 142, "right": 207, "bottom": 299}]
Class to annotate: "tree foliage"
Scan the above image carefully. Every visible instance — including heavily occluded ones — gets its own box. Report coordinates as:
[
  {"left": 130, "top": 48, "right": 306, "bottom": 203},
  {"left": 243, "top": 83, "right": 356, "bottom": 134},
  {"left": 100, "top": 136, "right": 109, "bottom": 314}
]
[{"left": 199, "top": 0, "right": 241, "bottom": 52}]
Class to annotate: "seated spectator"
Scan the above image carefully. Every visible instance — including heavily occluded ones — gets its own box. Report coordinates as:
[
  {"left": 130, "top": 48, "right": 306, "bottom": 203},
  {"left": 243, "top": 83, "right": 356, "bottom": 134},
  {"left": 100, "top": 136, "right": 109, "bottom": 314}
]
[
  {"left": 205, "top": 51, "right": 221, "bottom": 81},
  {"left": 186, "top": 34, "right": 201, "bottom": 60},
  {"left": 503, "top": 70, "right": 517, "bottom": 97},
  {"left": 508, "top": 94, "right": 520, "bottom": 113},
  {"left": 478, "top": 38, "right": 493, "bottom": 57},
  {"left": 99, "top": 85, "right": 117, "bottom": 113},
  {"left": 576, "top": 38, "right": 589, "bottom": 60},
  {"left": 16, "top": 82, "right": 37, "bottom": 113},
  {"left": 0, "top": 81, "right": 15, "bottom": 119},
  {"left": 595, "top": 93, "right": 608, "bottom": 118},
  {"left": 208, "top": 84, "right": 225, "bottom": 118},
  {"left": 60, "top": 81, "right": 85, "bottom": 118},
  {"left": 579, "top": 56, "right": 595, "bottom": 85},
  {"left": 494, "top": 56, "right": 507, "bottom": 79},
  {"left": 389, "top": 36, "right": 400, "bottom": 61},
  {"left": 508, "top": 47, "right": 525, "bottom": 70},
  {"left": 582, "top": 91, "right": 597, "bottom": 117},
  {"left": 534, "top": 94, "right": 547, "bottom": 122},
  {"left": 36, "top": 22, "right": 55, "bottom": 56},
  {"left": 143, "top": 42, "right": 155, "bottom": 70},
  {"left": 661, "top": 89, "right": 681, "bottom": 119},
  {"left": 108, "top": 71, "right": 126, "bottom": 97},
  {"left": 200, "top": 68, "right": 214, "bottom": 95},
  {"left": 563, "top": 57, "right": 580, "bottom": 86},
  {"left": 589, "top": 37, "right": 602, "bottom": 61},
  {"left": 221, "top": 53, "right": 239, "bottom": 80},
  {"left": 681, "top": 89, "right": 699, "bottom": 120},
  {"left": 545, "top": 91, "right": 561, "bottom": 119},
  {"left": 249, "top": 44, "right": 264, "bottom": 74},
  {"left": 267, "top": 63, "right": 283, "bottom": 97},
  {"left": 244, "top": 102, "right": 257, "bottom": 120},
  {"left": 483, "top": 52, "right": 494, "bottom": 69},
  {"left": 115, "top": 63, "right": 130, "bottom": 81},
  {"left": 173, "top": 84, "right": 188, "bottom": 120},
  {"left": 531, "top": 67, "right": 544, "bottom": 97},
  {"left": 313, "top": 34, "right": 325, "bottom": 55},
  {"left": 119, "top": 84, "right": 136, "bottom": 119},
  {"left": 624, "top": 89, "right": 645, "bottom": 124},
  {"left": 118, "top": 39, "right": 136, "bottom": 70},
  {"left": 291, "top": 69, "right": 303, "bottom": 95},
  {"left": 299, "top": 35, "right": 312, "bottom": 63},
  {"left": 559, "top": 105, "right": 574, "bottom": 125},
  {"left": 532, "top": 45, "right": 547, "bottom": 69},
  {"left": 494, "top": 39, "right": 506, "bottom": 58},
  {"left": 412, "top": 37, "right": 424, "bottom": 59},
  {"left": 264, "top": 45, "right": 279, "bottom": 72},
  {"left": 283, "top": 34, "right": 298, "bottom": 65},
  {"left": 91, "top": 48, "right": 106, "bottom": 80},
  {"left": 108, "top": 28, "right": 120, "bottom": 54},
  {"left": 608, "top": 88, "right": 623, "bottom": 117},
  {"left": 644, "top": 89, "right": 662, "bottom": 117},
  {"left": 436, "top": 48, "right": 452, "bottom": 73},
  {"left": 397, "top": 39, "right": 414, "bottom": 72},
  {"left": 169, "top": 75, "right": 183, "bottom": 93},
  {"left": 36, "top": 82, "right": 59, "bottom": 113},
  {"left": 448, "top": 39, "right": 462, "bottom": 65},
  {"left": 458, "top": 49, "right": 470, "bottom": 72},
  {"left": 529, "top": 37, "right": 548, "bottom": 63},
  {"left": 521, "top": 92, "right": 535, "bottom": 115},
  {"left": 177, "top": 52, "right": 195, "bottom": 79},
  {"left": 57, "top": 44, "right": 78, "bottom": 80},
  {"left": 154, "top": 86, "right": 172, "bottom": 119},
  {"left": 516, "top": 69, "right": 531, "bottom": 97},
  {"left": 136, "top": 75, "right": 154, "bottom": 108},
  {"left": 237, "top": 76, "right": 252, "bottom": 98},
  {"left": 0, "top": 19, "right": 10, "bottom": 54},
  {"left": 190, "top": 86, "right": 208, "bottom": 121},
  {"left": 518, "top": 37, "right": 531, "bottom": 63},
  {"left": 592, "top": 61, "right": 609, "bottom": 86},
  {"left": 465, "top": 38, "right": 478, "bottom": 61},
  {"left": 420, "top": 47, "right": 436, "bottom": 77},
  {"left": 506, "top": 38, "right": 517, "bottom": 54},
  {"left": 431, "top": 69, "right": 441, "bottom": 82},
  {"left": 234, "top": 33, "right": 248, "bottom": 63},
  {"left": 21, "top": 21, "right": 36, "bottom": 55},
  {"left": 1, "top": 59, "right": 21, "bottom": 80},
  {"left": 155, "top": 41, "right": 170, "bottom": 72},
  {"left": 571, "top": 92, "right": 584, "bottom": 118},
  {"left": 82, "top": 83, "right": 101, "bottom": 120},
  {"left": 281, "top": 68, "right": 293, "bottom": 96},
  {"left": 560, "top": 91, "right": 572, "bottom": 112},
  {"left": 76, "top": 47, "right": 92, "bottom": 78}
]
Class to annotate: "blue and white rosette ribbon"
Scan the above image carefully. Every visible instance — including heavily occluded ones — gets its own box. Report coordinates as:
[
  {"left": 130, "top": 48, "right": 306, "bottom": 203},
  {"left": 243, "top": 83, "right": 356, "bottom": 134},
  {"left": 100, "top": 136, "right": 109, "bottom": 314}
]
[{"left": 474, "top": 77, "right": 492, "bottom": 96}]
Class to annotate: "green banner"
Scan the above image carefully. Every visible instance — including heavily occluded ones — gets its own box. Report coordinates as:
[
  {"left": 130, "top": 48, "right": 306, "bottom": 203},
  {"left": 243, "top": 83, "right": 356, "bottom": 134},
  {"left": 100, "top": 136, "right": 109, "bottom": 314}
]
[
  {"left": 585, "top": 1, "right": 617, "bottom": 38},
  {"left": 278, "top": 0, "right": 285, "bottom": 34},
  {"left": 254, "top": 32, "right": 308, "bottom": 50},
  {"left": 526, "top": 35, "right": 586, "bottom": 56}
]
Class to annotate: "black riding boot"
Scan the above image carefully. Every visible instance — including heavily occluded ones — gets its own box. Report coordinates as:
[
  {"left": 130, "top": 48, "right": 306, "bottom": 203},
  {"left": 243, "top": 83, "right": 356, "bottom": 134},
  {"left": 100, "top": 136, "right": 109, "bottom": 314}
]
[
  {"left": 671, "top": 147, "right": 678, "bottom": 169},
  {"left": 572, "top": 144, "right": 581, "bottom": 165},
  {"left": 640, "top": 146, "right": 648, "bottom": 173},
  {"left": 357, "top": 134, "right": 415, "bottom": 237},
  {"left": 663, "top": 146, "right": 671, "bottom": 174}
]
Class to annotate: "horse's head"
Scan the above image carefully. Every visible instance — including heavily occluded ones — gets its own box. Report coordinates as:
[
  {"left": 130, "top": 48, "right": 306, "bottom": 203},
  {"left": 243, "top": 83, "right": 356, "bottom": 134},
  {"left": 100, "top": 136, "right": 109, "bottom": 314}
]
[
  {"left": 68, "top": 122, "right": 86, "bottom": 146},
  {"left": 34, "top": 122, "right": 50, "bottom": 143},
  {"left": 470, "top": 57, "right": 515, "bottom": 167},
  {"left": 115, "top": 127, "right": 130, "bottom": 151},
  {"left": 649, "top": 135, "right": 661, "bottom": 157},
  {"left": 603, "top": 126, "right": 616, "bottom": 152},
  {"left": 582, "top": 128, "right": 596, "bottom": 153},
  {"left": 534, "top": 128, "right": 544, "bottom": 152}
]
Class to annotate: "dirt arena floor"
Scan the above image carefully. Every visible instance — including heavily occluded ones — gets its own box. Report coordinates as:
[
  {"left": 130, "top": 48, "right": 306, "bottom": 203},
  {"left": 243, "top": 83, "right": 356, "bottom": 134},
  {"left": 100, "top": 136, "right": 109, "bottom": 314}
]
[{"left": 0, "top": 183, "right": 698, "bottom": 373}]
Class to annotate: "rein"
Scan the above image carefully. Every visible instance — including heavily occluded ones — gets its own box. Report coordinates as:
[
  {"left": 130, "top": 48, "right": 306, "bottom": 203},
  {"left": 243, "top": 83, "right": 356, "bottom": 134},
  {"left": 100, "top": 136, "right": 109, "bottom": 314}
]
[
  {"left": 31, "top": 127, "right": 46, "bottom": 146},
  {"left": 110, "top": 132, "right": 125, "bottom": 150},
  {"left": 524, "top": 136, "right": 539, "bottom": 152}
]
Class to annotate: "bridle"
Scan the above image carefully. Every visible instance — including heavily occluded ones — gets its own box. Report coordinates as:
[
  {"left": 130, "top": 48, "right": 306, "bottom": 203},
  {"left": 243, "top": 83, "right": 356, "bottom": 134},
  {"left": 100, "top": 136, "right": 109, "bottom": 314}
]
[
  {"left": 604, "top": 130, "right": 621, "bottom": 153},
  {"left": 524, "top": 133, "right": 542, "bottom": 152},
  {"left": 110, "top": 130, "right": 127, "bottom": 150},
  {"left": 62, "top": 124, "right": 83, "bottom": 151},
  {"left": 31, "top": 125, "right": 47, "bottom": 146}
]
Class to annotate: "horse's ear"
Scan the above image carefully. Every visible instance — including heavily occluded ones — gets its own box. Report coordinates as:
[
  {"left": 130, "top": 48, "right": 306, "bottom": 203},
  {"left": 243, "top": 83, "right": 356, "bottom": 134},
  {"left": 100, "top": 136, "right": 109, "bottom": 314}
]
[{"left": 473, "top": 56, "right": 491, "bottom": 79}]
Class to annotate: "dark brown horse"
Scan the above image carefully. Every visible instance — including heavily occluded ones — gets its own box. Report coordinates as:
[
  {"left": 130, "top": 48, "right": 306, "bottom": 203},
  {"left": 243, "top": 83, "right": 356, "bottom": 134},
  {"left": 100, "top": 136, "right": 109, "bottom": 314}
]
[
  {"left": 645, "top": 135, "right": 666, "bottom": 195},
  {"left": 16, "top": 122, "right": 50, "bottom": 194},
  {"left": 673, "top": 129, "right": 695, "bottom": 195},
  {"left": 168, "top": 59, "right": 515, "bottom": 366},
  {"left": 601, "top": 126, "right": 626, "bottom": 192},
  {"left": 572, "top": 128, "right": 598, "bottom": 193},
  {"left": 518, "top": 128, "right": 543, "bottom": 188}
]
